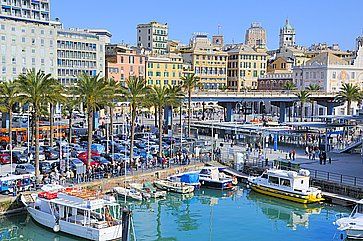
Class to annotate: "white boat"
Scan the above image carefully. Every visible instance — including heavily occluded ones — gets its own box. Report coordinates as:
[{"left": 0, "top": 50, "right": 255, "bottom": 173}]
[
  {"left": 335, "top": 200, "right": 363, "bottom": 239},
  {"left": 21, "top": 187, "right": 130, "bottom": 241},
  {"left": 154, "top": 180, "right": 194, "bottom": 194},
  {"left": 248, "top": 169, "right": 324, "bottom": 204},
  {"left": 113, "top": 186, "right": 145, "bottom": 201},
  {"left": 168, "top": 172, "right": 201, "bottom": 189},
  {"left": 199, "top": 167, "right": 235, "bottom": 190},
  {"left": 129, "top": 182, "right": 167, "bottom": 199}
]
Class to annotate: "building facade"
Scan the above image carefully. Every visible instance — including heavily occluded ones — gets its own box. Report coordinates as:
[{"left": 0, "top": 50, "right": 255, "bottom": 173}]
[
  {"left": 225, "top": 44, "right": 267, "bottom": 90},
  {"left": 146, "top": 53, "right": 183, "bottom": 86},
  {"left": 0, "top": 0, "right": 50, "bottom": 24},
  {"left": 0, "top": 18, "right": 57, "bottom": 81},
  {"left": 181, "top": 34, "right": 227, "bottom": 89},
  {"left": 56, "top": 29, "right": 107, "bottom": 85},
  {"left": 137, "top": 21, "right": 168, "bottom": 55},
  {"left": 245, "top": 22, "right": 266, "bottom": 49},
  {"left": 279, "top": 19, "right": 296, "bottom": 48},
  {"left": 105, "top": 44, "right": 146, "bottom": 85}
]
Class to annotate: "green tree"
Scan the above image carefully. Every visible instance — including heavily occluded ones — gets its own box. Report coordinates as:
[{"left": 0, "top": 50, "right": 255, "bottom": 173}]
[
  {"left": 0, "top": 80, "right": 19, "bottom": 174},
  {"left": 120, "top": 76, "right": 149, "bottom": 163},
  {"left": 181, "top": 73, "right": 200, "bottom": 137},
  {"left": 282, "top": 81, "right": 296, "bottom": 91},
  {"left": 335, "top": 83, "right": 361, "bottom": 115},
  {"left": 306, "top": 84, "right": 321, "bottom": 120},
  {"left": 16, "top": 70, "right": 59, "bottom": 180},
  {"left": 295, "top": 90, "right": 311, "bottom": 122},
  {"left": 73, "top": 73, "right": 113, "bottom": 168}
]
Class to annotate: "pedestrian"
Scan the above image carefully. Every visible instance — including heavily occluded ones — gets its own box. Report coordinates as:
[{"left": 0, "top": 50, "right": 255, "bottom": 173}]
[
  {"left": 288, "top": 151, "right": 292, "bottom": 160},
  {"left": 292, "top": 149, "right": 296, "bottom": 161}
]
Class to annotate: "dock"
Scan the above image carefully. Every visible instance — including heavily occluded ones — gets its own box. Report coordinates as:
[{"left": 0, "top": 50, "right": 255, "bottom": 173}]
[
  {"left": 322, "top": 191, "right": 360, "bottom": 207},
  {"left": 206, "top": 161, "right": 249, "bottom": 182}
]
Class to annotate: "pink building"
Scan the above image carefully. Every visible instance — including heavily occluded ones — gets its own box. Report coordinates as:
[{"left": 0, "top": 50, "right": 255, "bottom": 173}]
[{"left": 106, "top": 44, "right": 146, "bottom": 85}]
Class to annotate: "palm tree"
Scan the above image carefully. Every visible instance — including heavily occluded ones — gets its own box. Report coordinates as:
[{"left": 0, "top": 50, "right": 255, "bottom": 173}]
[
  {"left": 73, "top": 73, "right": 113, "bottom": 168},
  {"left": 282, "top": 81, "right": 296, "bottom": 92},
  {"left": 181, "top": 73, "right": 200, "bottom": 137},
  {"left": 335, "top": 83, "right": 361, "bottom": 115},
  {"left": 120, "top": 76, "right": 149, "bottom": 164},
  {"left": 295, "top": 90, "right": 311, "bottom": 122},
  {"left": 63, "top": 92, "right": 78, "bottom": 144},
  {"left": 306, "top": 84, "right": 321, "bottom": 120},
  {"left": 0, "top": 80, "right": 19, "bottom": 174},
  {"left": 147, "top": 85, "right": 183, "bottom": 161},
  {"left": 16, "top": 70, "right": 58, "bottom": 181}
]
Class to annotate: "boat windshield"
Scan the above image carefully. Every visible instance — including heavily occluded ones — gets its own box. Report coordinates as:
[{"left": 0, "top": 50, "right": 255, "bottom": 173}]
[{"left": 358, "top": 204, "right": 363, "bottom": 214}]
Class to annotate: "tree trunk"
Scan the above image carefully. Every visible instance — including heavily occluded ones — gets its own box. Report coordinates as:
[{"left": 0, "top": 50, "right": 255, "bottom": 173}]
[
  {"left": 31, "top": 112, "right": 35, "bottom": 146},
  {"left": 347, "top": 101, "right": 351, "bottom": 115},
  {"left": 188, "top": 89, "right": 191, "bottom": 137},
  {"left": 8, "top": 110, "right": 12, "bottom": 175},
  {"left": 130, "top": 105, "right": 136, "bottom": 165},
  {"left": 34, "top": 110, "right": 40, "bottom": 183},
  {"left": 180, "top": 105, "right": 183, "bottom": 150},
  {"left": 68, "top": 109, "right": 73, "bottom": 143},
  {"left": 87, "top": 110, "right": 93, "bottom": 169},
  {"left": 105, "top": 108, "right": 109, "bottom": 154},
  {"left": 110, "top": 107, "right": 114, "bottom": 161},
  {"left": 49, "top": 103, "right": 54, "bottom": 147},
  {"left": 311, "top": 101, "right": 314, "bottom": 121},
  {"left": 300, "top": 103, "right": 304, "bottom": 122},
  {"left": 158, "top": 106, "right": 163, "bottom": 161},
  {"left": 154, "top": 106, "right": 158, "bottom": 127}
]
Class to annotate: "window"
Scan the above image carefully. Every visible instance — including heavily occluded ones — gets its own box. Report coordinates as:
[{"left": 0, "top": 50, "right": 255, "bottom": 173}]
[
  {"left": 332, "top": 72, "right": 336, "bottom": 79},
  {"left": 164, "top": 80, "right": 168, "bottom": 85},
  {"left": 268, "top": 176, "right": 279, "bottom": 185},
  {"left": 0, "top": 25, "right": 4, "bottom": 30},
  {"left": 280, "top": 178, "right": 291, "bottom": 187},
  {"left": 22, "top": 37, "right": 26, "bottom": 43},
  {"left": 156, "top": 80, "right": 160, "bottom": 85}
]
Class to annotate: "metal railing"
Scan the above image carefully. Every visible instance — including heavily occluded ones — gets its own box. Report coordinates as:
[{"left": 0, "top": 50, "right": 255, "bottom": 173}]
[{"left": 307, "top": 169, "right": 363, "bottom": 188}]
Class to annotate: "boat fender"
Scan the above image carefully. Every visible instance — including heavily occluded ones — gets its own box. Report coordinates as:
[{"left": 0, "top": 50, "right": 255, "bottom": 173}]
[
  {"left": 202, "top": 181, "right": 205, "bottom": 185},
  {"left": 53, "top": 224, "right": 60, "bottom": 232},
  {"left": 316, "top": 193, "right": 322, "bottom": 199}
]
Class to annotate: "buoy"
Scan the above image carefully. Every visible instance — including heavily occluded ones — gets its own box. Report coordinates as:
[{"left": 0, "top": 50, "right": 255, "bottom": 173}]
[{"left": 53, "top": 224, "right": 60, "bottom": 232}]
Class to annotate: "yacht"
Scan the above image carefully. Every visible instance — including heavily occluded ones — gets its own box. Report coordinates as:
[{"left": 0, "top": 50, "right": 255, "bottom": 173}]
[
  {"left": 198, "top": 167, "right": 235, "bottom": 190},
  {"left": 154, "top": 180, "right": 195, "bottom": 194},
  {"left": 21, "top": 187, "right": 131, "bottom": 241},
  {"left": 335, "top": 200, "right": 363, "bottom": 239},
  {"left": 168, "top": 172, "right": 201, "bottom": 189},
  {"left": 248, "top": 169, "right": 324, "bottom": 204}
]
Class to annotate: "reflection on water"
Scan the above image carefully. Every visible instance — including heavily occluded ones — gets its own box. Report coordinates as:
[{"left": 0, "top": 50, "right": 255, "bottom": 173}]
[{"left": 0, "top": 186, "right": 351, "bottom": 241}]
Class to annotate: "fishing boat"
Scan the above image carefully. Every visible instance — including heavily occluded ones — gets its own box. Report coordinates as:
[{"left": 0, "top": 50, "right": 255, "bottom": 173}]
[
  {"left": 21, "top": 187, "right": 131, "bottom": 241},
  {"left": 154, "top": 180, "right": 194, "bottom": 194},
  {"left": 129, "top": 182, "right": 167, "bottom": 199},
  {"left": 335, "top": 199, "right": 363, "bottom": 239},
  {"left": 247, "top": 169, "right": 324, "bottom": 204},
  {"left": 113, "top": 187, "right": 146, "bottom": 201},
  {"left": 198, "top": 167, "right": 235, "bottom": 190},
  {"left": 168, "top": 172, "right": 201, "bottom": 189}
]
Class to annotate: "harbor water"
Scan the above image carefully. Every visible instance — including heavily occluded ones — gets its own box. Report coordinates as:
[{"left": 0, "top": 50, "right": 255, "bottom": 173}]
[{"left": 0, "top": 187, "right": 351, "bottom": 241}]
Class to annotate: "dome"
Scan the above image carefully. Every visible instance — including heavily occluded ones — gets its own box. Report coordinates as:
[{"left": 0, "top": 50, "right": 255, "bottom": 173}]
[{"left": 284, "top": 19, "right": 294, "bottom": 30}]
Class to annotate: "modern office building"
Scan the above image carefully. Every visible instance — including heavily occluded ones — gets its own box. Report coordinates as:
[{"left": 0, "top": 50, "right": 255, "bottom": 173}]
[
  {"left": 137, "top": 21, "right": 168, "bottom": 55},
  {"left": 225, "top": 43, "right": 268, "bottom": 90},
  {"left": 181, "top": 34, "right": 228, "bottom": 89},
  {"left": 146, "top": 53, "right": 183, "bottom": 86},
  {"left": 0, "top": 0, "right": 50, "bottom": 24},
  {"left": 245, "top": 22, "right": 266, "bottom": 49},
  {"left": 56, "top": 28, "right": 109, "bottom": 85},
  {"left": 105, "top": 44, "right": 146, "bottom": 86}
]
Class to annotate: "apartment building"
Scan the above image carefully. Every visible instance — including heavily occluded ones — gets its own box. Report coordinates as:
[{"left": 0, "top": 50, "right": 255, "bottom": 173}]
[{"left": 137, "top": 21, "right": 168, "bottom": 55}]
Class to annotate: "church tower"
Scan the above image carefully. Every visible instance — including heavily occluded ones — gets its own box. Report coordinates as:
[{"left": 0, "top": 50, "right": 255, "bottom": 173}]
[{"left": 279, "top": 19, "right": 296, "bottom": 48}]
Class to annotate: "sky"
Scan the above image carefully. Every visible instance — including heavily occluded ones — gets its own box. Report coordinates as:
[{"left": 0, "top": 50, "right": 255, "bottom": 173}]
[{"left": 52, "top": 0, "right": 363, "bottom": 50}]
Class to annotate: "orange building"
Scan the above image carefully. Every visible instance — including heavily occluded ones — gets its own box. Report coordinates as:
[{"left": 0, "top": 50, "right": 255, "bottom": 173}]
[{"left": 105, "top": 44, "right": 146, "bottom": 86}]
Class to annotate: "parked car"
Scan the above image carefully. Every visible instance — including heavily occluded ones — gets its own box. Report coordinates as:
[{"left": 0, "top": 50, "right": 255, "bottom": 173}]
[
  {"left": 12, "top": 151, "right": 28, "bottom": 164},
  {"left": 15, "top": 164, "right": 35, "bottom": 175},
  {"left": 0, "top": 153, "right": 11, "bottom": 165},
  {"left": 39, "top": 161, "right": 52, "bottom": 174},
  {"left": 92, "top": 156, "right": 110, "bottom": 165}
]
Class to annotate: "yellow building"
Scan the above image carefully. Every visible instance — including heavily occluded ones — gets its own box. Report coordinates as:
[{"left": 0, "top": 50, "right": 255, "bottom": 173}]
[
  {"left": 146, "top": 53, "right": 184, "bottom": 86},
  {"left": 180, "top": 34, "right": 228, "bottom": 89},
  {"left": 225, "top": 44, "right": 267, "bottom": 90}
]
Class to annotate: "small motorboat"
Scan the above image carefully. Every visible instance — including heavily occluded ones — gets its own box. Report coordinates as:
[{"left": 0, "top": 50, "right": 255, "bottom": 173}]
[
  {"left": 248, "top": 169, "right": 324, "bottom": 204},
  {"left": 199, "top": 167, "right": 235, "bottom": 190},
  {"left": 129, "top": 182, "right": 167, "bottom": 199},
  {"left": 113, "top": 187, "right": 145, "bottom": 201},
  {"left": 168, "top": 172, "right": 201, "bottom": 189},
  {"left": 154, "top": 180, "right": 194, "bottom": 194},
  {"left": 20, "top": 187, "right": 131, "bottom": 241},
  {"left": 335, "top": 199, "right": 363, "bottom": 239}
]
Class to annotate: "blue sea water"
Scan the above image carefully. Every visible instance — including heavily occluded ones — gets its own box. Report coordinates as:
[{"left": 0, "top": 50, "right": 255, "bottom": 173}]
[{"left": 0, "top": 187, "right": 351, "bottom": 241}]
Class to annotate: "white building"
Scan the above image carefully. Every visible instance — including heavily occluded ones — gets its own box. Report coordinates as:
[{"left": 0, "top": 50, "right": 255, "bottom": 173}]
[
  {"left": 0, "top": 18, "right": 57, "bottom": 81},
  {"left": 0, "top": 0, "right": 50, "bottom": 24},
  {"left": 137, "top": 21, "right": 168, "bottom": 55},
  {"left": 279, "top": 19, "right": 296, "bottom": 48},
  {"left": 56, "top": 28, "right": 108, "bottom": 85},
  {"left": 293, "top": 37, "right": 363, "bottom": 115}
]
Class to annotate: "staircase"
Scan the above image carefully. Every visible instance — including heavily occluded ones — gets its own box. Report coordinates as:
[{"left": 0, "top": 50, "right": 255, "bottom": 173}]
[{"left": 330, "top": 139, "right": 362, "bottom": 154}]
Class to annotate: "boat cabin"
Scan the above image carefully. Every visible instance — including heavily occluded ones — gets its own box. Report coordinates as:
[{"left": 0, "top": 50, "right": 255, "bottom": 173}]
[
  {"left": 260, "top": 169, "right": 311, "bottom": 193},
  {"left": 200, "top": 167, "right": 229, "bottom": 181}
]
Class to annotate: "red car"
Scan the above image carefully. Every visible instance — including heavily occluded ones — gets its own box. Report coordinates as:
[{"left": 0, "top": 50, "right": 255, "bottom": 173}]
[
  {"left": 77, "top": 151, "right": 100, "bottom": 167},
  {"left": 0, "top": 153, "right": 11, "bottom": 165}
]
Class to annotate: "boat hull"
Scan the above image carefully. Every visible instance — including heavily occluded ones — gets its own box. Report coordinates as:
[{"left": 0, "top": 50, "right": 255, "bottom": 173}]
[
  {"left": 27, "top": 207, "right": 123, "bottom": 241},
  {"left": 200, "top": 179, "right": 233, "bottom": 190},
  {"left": 346, "top": 229, "right": 363, "bottom": 239},
  {"left": 249, "top": 183, "right": 323, "bottom": 204},
  {"left": 154, "top": 181, "right": 194, "bottom": 194}
]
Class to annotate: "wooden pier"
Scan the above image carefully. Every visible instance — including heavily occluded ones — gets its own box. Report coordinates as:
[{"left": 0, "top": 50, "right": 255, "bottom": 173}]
[{"left": 322, "top": 191, "right": 360, "bottom": 207}]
